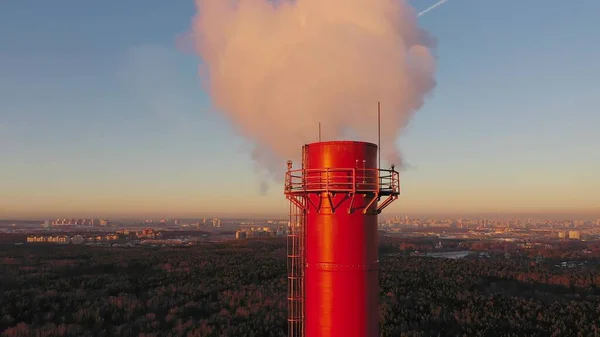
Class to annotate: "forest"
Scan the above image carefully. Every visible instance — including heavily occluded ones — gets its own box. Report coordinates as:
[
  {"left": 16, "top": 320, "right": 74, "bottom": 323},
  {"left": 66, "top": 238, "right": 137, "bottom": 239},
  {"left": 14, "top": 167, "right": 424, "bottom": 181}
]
[{"left": 1, "top": 238, "right": 600, "bottom": 337}]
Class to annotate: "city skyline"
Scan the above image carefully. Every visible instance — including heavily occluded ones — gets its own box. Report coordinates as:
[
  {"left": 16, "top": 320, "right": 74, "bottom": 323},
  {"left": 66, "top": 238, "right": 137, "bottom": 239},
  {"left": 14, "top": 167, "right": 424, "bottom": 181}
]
[
  {"left": 3, "top": 209, "right": 599, "bottom": 222},
  {"left": 1, "top": 1, "right": 599, "bottom": 219}
]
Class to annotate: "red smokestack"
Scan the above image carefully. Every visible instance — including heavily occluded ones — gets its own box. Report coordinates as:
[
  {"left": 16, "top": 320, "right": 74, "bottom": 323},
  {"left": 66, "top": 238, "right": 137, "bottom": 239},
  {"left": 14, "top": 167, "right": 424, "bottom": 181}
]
[{"left": 285, "top": 141, "right": 400, "bottom": 337}]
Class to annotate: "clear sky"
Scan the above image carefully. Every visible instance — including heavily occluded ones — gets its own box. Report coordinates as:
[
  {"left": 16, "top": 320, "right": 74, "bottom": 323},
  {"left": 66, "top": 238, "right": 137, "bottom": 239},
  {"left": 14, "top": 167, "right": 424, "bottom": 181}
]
[{"left": 1, "top": 0, "right": 599, "bottom": 219}]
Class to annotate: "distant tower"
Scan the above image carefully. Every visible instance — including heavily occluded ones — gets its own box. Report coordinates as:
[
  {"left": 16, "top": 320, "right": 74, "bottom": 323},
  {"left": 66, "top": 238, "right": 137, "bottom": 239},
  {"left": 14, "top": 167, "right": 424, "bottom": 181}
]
[{"left": 284, "top": 141, "right": 400, "bottom": 337}]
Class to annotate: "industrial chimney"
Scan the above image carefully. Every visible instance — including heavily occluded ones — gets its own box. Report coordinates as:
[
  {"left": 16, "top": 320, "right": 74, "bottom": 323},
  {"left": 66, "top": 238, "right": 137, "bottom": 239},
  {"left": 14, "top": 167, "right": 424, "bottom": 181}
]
[{"left": 284, "top": 141, "right": 400, "bottom": 337}]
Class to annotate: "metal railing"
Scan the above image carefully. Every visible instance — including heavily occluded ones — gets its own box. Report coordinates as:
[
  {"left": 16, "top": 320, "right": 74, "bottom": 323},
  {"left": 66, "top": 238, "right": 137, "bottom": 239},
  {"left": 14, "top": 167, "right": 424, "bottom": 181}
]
[
  {"left": 284, "top": 167, "right": 399, "bottom": 195},
  {"left": 284, "top": 167, "right": 400, "bottom": 214}
]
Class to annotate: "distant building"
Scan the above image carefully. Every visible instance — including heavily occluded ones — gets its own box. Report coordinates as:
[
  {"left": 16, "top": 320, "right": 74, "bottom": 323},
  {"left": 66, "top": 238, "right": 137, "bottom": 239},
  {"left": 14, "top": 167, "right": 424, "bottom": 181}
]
[
  {"left": 48, "top": 218, "right": 107, "bottom": 226},
  {"left": 136, "top": 229, "right": 162, "bottom": 239},
  {"left": 71, "top": 235, "right": 85, "bottom": 244},
  {"left": 235, "top": 226, "right": 277, "bottom": 239},
  {"left": 568, "top": 231, "right": 581, "bottom": 240},
  {"left": 105, "top": 234, "right": 118, "bottom": 241},
  {"left": 27, "top": 235, "right": 68, "bottom": 244},
  {"left": 116, "top": 229, "right": 130, "bottom": 236}
]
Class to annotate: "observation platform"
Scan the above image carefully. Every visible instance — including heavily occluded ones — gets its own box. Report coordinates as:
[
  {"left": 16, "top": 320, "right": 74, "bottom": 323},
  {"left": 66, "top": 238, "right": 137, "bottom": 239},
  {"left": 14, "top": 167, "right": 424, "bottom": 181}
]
[{"left": 284, "top": 166, "right": 400, "bottom": 214}]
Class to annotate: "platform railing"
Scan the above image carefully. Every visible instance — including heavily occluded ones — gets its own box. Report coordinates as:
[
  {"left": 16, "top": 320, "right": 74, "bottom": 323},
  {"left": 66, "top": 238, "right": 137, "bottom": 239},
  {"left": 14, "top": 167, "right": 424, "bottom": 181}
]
[
  {"left": 284, "top": 168, "right": 400, "bottom": 196},
  {"left": 284, "top": 167, "right": 400, "bottom": 214}
]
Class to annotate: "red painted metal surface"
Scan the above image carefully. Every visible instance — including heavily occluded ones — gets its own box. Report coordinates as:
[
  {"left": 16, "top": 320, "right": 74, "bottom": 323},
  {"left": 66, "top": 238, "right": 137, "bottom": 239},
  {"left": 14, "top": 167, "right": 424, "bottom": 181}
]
[
  {"left": 304, "top": 141, "right": 380, "bottom": 337},
  {"left": 285, "top": 140, "right": 400, "bottom": 337}
]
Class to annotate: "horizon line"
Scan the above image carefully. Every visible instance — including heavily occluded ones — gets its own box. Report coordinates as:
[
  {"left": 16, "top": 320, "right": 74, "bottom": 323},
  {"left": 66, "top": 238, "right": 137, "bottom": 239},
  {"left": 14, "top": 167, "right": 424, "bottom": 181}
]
[{"left": 2, "top": 209, "right": 599, "bottom": 222}]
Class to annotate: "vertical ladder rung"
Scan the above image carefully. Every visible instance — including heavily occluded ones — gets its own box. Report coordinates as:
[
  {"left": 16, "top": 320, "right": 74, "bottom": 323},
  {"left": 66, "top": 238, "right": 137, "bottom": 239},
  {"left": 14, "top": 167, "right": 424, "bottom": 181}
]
[{"left": 287, "top": 197, "right": 305, "bottom": 337}]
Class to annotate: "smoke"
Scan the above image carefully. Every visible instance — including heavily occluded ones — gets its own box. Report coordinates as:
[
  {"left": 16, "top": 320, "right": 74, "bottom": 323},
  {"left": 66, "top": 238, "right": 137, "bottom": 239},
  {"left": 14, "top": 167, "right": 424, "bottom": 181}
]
[{"left": 189, "top": 0, "right": 437, "bottom": 180}]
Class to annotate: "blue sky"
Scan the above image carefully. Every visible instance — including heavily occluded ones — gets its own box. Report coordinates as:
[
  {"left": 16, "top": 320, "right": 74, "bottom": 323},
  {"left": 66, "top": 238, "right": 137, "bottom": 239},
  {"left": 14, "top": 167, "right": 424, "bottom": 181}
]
[{"left": 1, "top": 0, "right": 599, "bottom": 219}]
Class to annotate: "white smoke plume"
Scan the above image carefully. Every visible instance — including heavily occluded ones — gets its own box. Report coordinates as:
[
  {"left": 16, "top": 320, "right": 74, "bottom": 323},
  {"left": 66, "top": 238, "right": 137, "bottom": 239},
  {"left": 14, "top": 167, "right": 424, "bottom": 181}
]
[{"left": 189, "top": 0, "right": 437, "bottom": 181}]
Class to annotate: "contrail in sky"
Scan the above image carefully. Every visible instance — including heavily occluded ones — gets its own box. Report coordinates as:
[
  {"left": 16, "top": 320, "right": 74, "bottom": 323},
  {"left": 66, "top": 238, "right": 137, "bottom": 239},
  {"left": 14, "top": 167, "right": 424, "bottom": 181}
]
[{"left": 418, "top": 0, "right": 449, "bottom": 17}]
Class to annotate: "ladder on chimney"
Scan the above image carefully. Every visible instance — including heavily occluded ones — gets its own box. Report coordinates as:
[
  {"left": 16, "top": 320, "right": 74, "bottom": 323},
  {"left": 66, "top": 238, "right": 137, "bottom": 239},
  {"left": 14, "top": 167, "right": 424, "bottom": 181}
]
[{"left": 287, "top": 197, "right": 305, "bottom": 337}]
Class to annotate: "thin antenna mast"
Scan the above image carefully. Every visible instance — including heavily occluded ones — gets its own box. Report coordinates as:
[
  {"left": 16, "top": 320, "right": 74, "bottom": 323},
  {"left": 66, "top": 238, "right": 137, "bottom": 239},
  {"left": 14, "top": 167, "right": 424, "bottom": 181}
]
[
  {"left": 377, "top": 101, "right": 381, "bottom": 170},
  {"left": 318, "top": 122, "right": 322, "bottom": 142}
]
